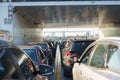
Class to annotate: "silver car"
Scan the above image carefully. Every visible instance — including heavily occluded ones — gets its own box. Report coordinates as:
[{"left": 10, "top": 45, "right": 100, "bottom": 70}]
[{"left": 73, "top": 37, "right": 120, "bottom": 80}]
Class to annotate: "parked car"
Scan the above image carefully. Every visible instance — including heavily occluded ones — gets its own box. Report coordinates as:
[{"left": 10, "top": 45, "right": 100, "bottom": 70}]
[
  {"left": 19, "top": 45, "right": 49, "bottom": 65},
  {"left": 28, "top": 42, "right": 53, "bottom": 65},
  {"left": 62, "top": 39, "right": 95, "bottom": 76},
  {"left": 0, "top": 42, "right": 54, "bottom": 80},
  {"left": 73, "top": 37, "right": 120, "bottom": 80}
]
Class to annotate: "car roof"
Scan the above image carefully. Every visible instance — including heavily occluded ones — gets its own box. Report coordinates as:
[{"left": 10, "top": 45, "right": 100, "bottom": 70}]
[
  {"left": 19, "top": 45, "right": 36, "bottom": 49},
  {"left": 96, "top": 37, "right": 120, "bottom": 43}
]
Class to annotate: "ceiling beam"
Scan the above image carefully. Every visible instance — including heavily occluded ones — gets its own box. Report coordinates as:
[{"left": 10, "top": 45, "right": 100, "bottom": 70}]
[{"left": 1, "top": 1, "right": 120, "bottom": 6}]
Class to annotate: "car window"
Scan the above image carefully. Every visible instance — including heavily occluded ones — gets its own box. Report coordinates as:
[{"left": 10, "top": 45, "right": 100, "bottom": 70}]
[
  {"left": 107, "top": 45, "right": 120, "bottom": 72},
  {"left": 0, "top": 49, "right": 21, "bottom": 79},
  {"left": 90, "top": 44, "right": 108, "bottom": 68},
  {"left": 81, "top": 46, "right": 95, "bottom": 64},
  {"left": 23, "top": 49, "right": 38, "bottom": 63}
]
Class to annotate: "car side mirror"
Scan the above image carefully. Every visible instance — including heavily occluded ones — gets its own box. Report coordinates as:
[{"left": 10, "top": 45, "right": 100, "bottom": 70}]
[{"left": 39, "top": 64, "right": 54, "bottom": 76}]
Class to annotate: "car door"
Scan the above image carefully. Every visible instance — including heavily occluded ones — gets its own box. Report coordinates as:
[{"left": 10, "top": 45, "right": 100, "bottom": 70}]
[
  {"left": 73, "top": 44, "right": 95, "bottom": 80},
  {"left": 74, "top": 43, "right": 109, "bottom": 80},
  {"left": 86, "top": 43, "right": 109, "bottom": 80},
  {"left": 0, "top": 48, "right": 24, "bottom": 80},
  {"left": 10, "top": 47, "right": 36, "bottom": 80}
]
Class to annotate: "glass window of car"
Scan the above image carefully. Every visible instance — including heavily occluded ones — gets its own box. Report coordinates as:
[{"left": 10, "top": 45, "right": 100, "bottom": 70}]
[
  {"left": 81, "top": 46, "right": 95, "bottom": 64},
  {"left": 107, "top": 44, "right": 120, "bottom": 72},
  {"left": 90, "top": 44, "right": 108, "bottom": 68},
  {"left": 23, "top": 49, "right": 38, "bottom": 63},
  {"left": 0, "top": 49, "right": 21, "bottom": 79}
]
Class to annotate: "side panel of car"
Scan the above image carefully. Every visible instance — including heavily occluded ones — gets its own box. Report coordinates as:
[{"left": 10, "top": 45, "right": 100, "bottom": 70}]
[
  {"left": 77, "top": 63, "right": 109, "bottom": 80},
  {"left": 73, "top": 43, "right": 96, "bottom": 80},
  {"left": 73, "top": 44, "right": 96, "bottom": 80}
]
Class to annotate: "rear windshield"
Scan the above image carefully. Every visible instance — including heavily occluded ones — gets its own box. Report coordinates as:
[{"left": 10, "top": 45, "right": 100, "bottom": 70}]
[
  {"left": 70, "top": 40, "right": 94, "bottom": 56},
  {"left": 23, "top": 49, "right": 37, "bottom": 62}
]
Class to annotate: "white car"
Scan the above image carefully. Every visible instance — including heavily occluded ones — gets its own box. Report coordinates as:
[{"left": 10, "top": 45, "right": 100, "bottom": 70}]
[{"left": 73, "top": 37, "right": 120, "bottom": 80}]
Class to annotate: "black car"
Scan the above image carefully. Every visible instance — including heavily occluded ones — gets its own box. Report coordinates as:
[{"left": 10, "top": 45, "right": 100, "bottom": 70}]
[
  {"left": 0, "top": 41, "right": 54, "bottom": 80},
  {"left": 62, "top": 39, "right": 95, "bottom": 76}
]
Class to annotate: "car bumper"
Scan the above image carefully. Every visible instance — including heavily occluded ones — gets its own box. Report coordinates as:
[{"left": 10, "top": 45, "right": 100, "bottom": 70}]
[{"left": 63, "top": 63, "right": 73, "bottom": 76}]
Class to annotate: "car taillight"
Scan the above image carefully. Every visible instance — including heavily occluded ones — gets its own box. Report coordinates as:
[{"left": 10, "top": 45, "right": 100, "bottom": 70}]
[
  {"left": 66, "top": 51, "right": 71, "bottom": 56},
  {"left": 66, "top": 51, "right": 77, "bottom": 57}
]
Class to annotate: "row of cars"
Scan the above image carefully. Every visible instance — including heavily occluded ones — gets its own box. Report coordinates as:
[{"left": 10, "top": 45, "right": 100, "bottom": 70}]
[
  {"left": 61, "top": 37, "right": 120, "bottom": 80},
  {"left": 0, "top": 39, "right": 56, "bottom": 80}
]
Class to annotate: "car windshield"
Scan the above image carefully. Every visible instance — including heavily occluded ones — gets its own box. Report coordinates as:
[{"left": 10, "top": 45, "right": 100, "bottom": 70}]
[
  {"left": 70, "top": 40, "right": 94, "bottom": 56},
  {"left": 23, "top": 49, "right": 38, "bottom": 63}
]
